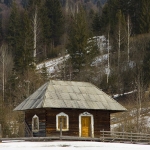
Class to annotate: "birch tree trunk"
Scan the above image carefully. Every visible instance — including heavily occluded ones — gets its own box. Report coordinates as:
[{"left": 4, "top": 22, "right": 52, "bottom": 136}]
[
  {"left": 118, "top": 25, "right": 121, "bottom": 67},
  {"left": 127, "top": 14, "right": 131, "bottom": 62},
  {"left": 33, "top": 6, "right": 38, "bottom": 59},
  {"left": 0, "top": 44, "right": 13, "bottom": 102},
  {"left": 107, "top": 32, "right": 110, "bottom": 84},
  {"left": 0, "top": 45, "right": 6, "bottom": 102},
  {"left": 65, "top": 0, "right": 69, "bottom": 14}
]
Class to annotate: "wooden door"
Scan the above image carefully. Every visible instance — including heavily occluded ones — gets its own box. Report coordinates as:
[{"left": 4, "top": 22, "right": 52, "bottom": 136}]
[{"left": 81, "top": 116, "right": 91, "bottom": 137}]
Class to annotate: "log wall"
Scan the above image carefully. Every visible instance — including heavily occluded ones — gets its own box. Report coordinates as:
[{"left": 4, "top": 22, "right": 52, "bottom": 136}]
[
  {"left": 25, "top": 108, "right": 110, "bottom": 138},
  {"left": 25, "top": 109, "right": 46, "bottom": 137}
]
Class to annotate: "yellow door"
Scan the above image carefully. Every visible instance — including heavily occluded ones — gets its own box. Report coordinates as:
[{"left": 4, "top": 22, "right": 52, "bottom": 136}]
[{"left": 81, "top": 116, "right": 91, "bottom": 137}]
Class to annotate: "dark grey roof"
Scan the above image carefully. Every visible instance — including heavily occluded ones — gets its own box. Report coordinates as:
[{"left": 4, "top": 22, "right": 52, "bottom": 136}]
[{"left": 14, "top": 80, "right": 127, "bottom": 112}]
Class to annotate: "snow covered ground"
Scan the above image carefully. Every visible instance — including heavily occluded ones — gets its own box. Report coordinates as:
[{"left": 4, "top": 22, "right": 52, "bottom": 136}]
[{"left": 0, "top": 141, "right": 150, "bottom": 150}]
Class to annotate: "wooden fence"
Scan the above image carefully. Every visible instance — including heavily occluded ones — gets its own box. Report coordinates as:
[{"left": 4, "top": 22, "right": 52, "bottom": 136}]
[
  {"left": 100, "top": 130, "right": 150, "bottom": 144},
  {"left": 1, "top": 126, "right": 150, "bottom": 144}
]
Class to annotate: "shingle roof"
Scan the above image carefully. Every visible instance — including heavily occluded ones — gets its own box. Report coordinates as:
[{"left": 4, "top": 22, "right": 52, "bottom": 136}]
[{"left": 14, "top": 80, "right": 127, "bottom": 112}]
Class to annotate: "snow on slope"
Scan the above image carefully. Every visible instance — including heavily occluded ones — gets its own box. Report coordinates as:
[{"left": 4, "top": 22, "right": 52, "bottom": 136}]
[
  {"left": 36, "top": 54, "right": 70, "bottom": 74},
  {"left": 36, "top": 36, "right": 108, "bottom": 75}
]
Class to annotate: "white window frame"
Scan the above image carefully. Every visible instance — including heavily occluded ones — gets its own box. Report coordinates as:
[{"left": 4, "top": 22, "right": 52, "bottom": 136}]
[
  {"left": 56, "top": 112, "right": 69, "bottom": 131},
  {"left": 79, "top": 112, "right": 94, "bottom": 137},
  {"left": 32, "top": 114, "right": 39, "bottom": 133}
]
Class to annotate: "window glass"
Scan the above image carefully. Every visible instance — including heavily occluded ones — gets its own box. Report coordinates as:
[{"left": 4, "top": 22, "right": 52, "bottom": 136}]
[
  {"left": 56, "top": 112, "right": 69, "bottom": 131},
  {"left": 32, "top": 115, "right": 39, "bottom": 132},
  {"left": 58, "top": 116, "right": 67, "bottom": 129}
]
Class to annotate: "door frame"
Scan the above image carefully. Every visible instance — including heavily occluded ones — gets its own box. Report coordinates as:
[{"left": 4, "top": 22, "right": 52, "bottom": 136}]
[{"left": 79, "top": 112, "right": 94, "bottom": 137}]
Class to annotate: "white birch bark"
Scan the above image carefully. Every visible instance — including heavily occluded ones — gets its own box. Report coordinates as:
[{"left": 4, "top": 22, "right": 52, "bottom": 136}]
[
  {"left": 107, "top": 32, "right": 110, "bottom": 84},
  {"left": 33, "top": 6, "right": 37, "bottom": 59},
  {"left": 0, "top": 45, "right": 13, "bottom": 102},
  {"left": 127, "top": 14, "right": 131, "bottom": 62}
]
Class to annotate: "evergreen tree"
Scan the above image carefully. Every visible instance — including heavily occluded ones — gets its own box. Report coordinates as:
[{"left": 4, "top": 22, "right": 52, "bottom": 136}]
[
  {"left": 67, "top": 7, "right": 98, "bottom": 72},
  {"left": 139, "top": 0, "right": 150, "bottom": 34},
  {"left": 101, "top": 0, "right": 141, "bottom": 35},
  {"left": 0, "top": 15, "right": 3, "bottom": 44},
  {"left": 44, "top": 0, "right": 64, "bottom": 47},
  {"left": 4, "top": 0, "right": 12, "bottom": 6},
  {"left": 92, "top": 13, "right": 101, "bottom": 35},
  {"left": 7, "top": 1, "right": 21, "bottom": 62},
  {"left": 99, "top": 3, "right": 110, "bottom": 33},
  {"left": 7, "top": 2, "right": 34, "bottom": 73},
  {"left": 27, "top": 0, "right": 42, "bottom": 60},
  {"left": 21, "top": 0, "right": 29, "bottom": 8},
  {"left": 143, "top": 42, "right": 150, "bottom": 85},
  {"left": 17, "top": 10, "right": 34, "bottom": 73},
  {"left": 40, "top": 3, "right": 51, "bottom": 43},
  {"left": 40, "top": 3, "right": 51, "bottom": 58}
]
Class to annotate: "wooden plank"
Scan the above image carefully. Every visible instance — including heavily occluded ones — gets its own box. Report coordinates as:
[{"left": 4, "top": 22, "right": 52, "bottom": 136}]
[
  {"left": 100, "top": 131, "right": 150, "bottom": 143},
  {"left": 1, "top": 136, "right": 100, "bottom": 142},
  {"left": 25, "top": 108, "right": 111, "bottom": 137},
  {"left": 81, "top": 116, "right": 91, "bottom": 137}
]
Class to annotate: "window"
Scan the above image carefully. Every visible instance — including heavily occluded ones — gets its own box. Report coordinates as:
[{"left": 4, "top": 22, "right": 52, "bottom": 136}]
[
  {"left": 32, "top": 115, "right": 39, "bottom": 133},
  {"left": 56, "top": 112, "right": 69, "bottom": 131}
]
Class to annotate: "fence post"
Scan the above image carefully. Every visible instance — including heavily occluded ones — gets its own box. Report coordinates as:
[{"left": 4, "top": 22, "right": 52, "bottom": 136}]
[
  {"left": 0, "top": 124, "right": 2, "bottom": 143},
  {"left": 130, "top": 131, "right": 132, "bottom": 143},
  {"left": 102, "top": 129, "right": 104, "bottom": 142}
]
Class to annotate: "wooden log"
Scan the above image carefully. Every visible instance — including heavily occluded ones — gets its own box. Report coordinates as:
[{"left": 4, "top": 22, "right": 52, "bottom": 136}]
[{"left": 60, "top": 122, "right": 62, "bottom": 140}]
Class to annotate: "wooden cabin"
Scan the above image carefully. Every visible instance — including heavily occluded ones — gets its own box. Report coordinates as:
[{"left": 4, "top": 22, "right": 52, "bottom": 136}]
[{"left": 14, "top": 80, "right": 126, "bottom": 138}]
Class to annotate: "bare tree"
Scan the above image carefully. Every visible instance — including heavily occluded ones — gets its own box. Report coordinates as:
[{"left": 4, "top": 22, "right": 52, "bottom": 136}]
[
  {"left": 106, "top": 32, "right": 110, "bottom": 83},
  {"left": 31, "top": 5, "right": 40, "bottom": 62},
  {"left": 127, "top": 14, "right": 132, "bottom": 62},
  {"left": 115, "top": 11, "right": 127, "bottom": 67},
  {"left": 0, "top": 44, "right": 13, "bottom": 102},
  {"left": 33, "top": 6, "right": 38, "bottom": 59}
]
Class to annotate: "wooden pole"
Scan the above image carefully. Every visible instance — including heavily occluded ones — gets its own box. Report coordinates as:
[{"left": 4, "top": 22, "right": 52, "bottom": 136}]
[
  {"left": 60, "top": 121, "right": 62, "bottom": 140},
  {"left": 0, "top": 124, "right": 2, "bottom": 142},
  {"left": 102, "top": 129, "right": 104, "bottom": 142},
  {"left": 130, "top": 131, "right": 132, "bottom": 143}
]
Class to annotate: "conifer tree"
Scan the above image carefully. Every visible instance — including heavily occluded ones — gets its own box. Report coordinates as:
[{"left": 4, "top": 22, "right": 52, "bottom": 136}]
[
  {"left": 0, "top": 15, "right": 3, "bottom": 44},
  {"left": 139, "top": 0, "right": 150, "bottom": 34},
  {"left": 17, "top": 10, "right": 34, "bottom": 73},
  {"left": 40, "top": 3, "right": 51, "bottom": 58},
  {"left": 7, "top": 1, "right": 21, "bottom": 55},
  {"left": 4, "top": 0, "right": 12, "bottom": 6},
  {"left": 143, "top": 42, "right": 150, "bottom": 85},
  {"left": 27, "top": 0, "right": 42, "bottom": 59},
  {"left": 67, "top": 7, "right": 98, "bottom": 73},
  {"left": 44, "top": 0, "right": 64, "bottom": 47},
  {"left": 92, "top": 13, "right": 101, "bottom": 35},
  {"left": 7, "top": 2, "right": 34, "bottom": 74}
]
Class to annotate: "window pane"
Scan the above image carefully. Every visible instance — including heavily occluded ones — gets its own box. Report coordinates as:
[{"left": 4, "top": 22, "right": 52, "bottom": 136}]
[
  {"left": 32, "top": 115, "right": 39, "bottom": 132},
  {"left": 58, "top": 116, "right": 61, "bottom": 129},
  {"left": 62, "top": 117, "right": 67, "bottom": 129},
  {"left": 58, "top": 116, "right": 67, "bottom": 130},
  {"left": 34, "top": 118, "right": 38, "bottom": 130}
]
